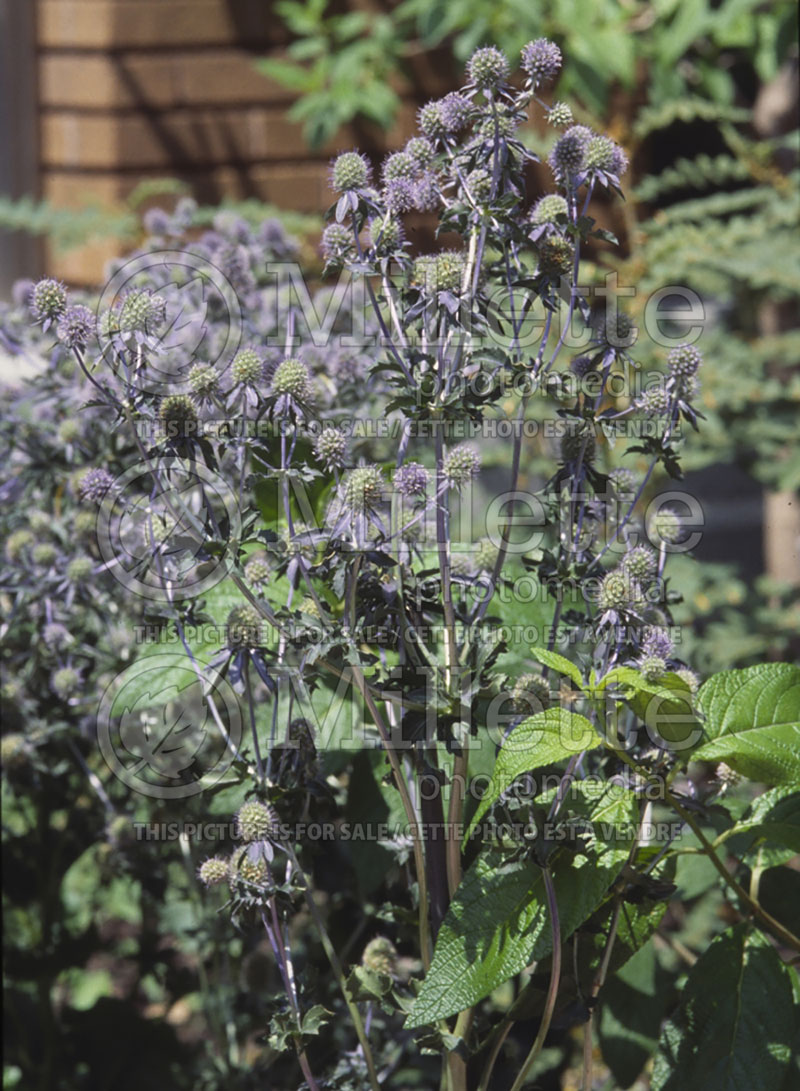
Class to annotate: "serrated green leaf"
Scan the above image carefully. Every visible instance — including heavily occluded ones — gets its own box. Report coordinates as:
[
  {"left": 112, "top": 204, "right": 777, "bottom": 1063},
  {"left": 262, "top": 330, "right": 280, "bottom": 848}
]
[
  {"left": 407, "top": 782, "right": 637, "bottom": 1025},
  {"left": 692, "top": 663, "right": 800, "bottom": 785},
  {"left": 464, "top": 709, "right": 600, "bottom": 841},
  {"left": 530, "top": 648, "right": 584, "bottom": 689},
  {"left": 652, "top": 924, "right": 795, "bottom": 1091}
]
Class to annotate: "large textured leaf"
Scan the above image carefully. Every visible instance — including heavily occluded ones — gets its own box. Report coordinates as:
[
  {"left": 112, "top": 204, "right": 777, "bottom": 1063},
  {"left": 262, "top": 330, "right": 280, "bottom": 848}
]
[
  {"left": 407, "top": 782, "right": 637, "bottom": 1026},
  {"left": 652, "top": 924, "right": 796, "bottom": 1091},
  {"left": 692, "top": 664, "right": 800, "bottom": 785},
  {"left": 465, "top": 709, "right": 600, "bottom": 840}
]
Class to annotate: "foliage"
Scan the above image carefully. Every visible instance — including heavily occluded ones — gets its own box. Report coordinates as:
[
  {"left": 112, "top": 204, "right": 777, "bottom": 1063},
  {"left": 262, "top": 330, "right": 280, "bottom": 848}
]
[{"left": 3, "top": 39, "right": 799, "bottom": 1091}]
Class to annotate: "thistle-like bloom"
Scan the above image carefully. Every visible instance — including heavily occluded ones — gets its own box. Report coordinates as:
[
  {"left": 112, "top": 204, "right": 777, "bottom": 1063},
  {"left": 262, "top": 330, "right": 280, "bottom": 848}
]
[
  {"left": 51, "top": 666, "right": 81, "bottom": 699},
  {"left": 637, "top": 386, "right": 672, "bottom": 416},
  {"left": 226, "top": 604, "right": 263, "bottom": 648},
  {"left": 331, "top": 151, "right": 371, "bottom": 192},
  {"left": 412, "top": 173, "right": 440, "bottom": 212},
  {"left": 56, "top": 305, "right": 95, "bottom": 349},
  {"left": 467, "top": 46, "right": 510, "bottom": 89},
  {"left": 382, "top": 151, "right": 417, "bottom": 183},
  {"left": 521, "top": 39, "right": 562, "bottom": 85},
  {"left": 118, "top": 289, "right": 166, "bottom": 333},
  {"left": 5, "top": 528, "right": 31, "bottom": 562},
  {"left": 511, "top": 672, "right": 551, "bottom": 714},
  {"left": 648, "top": 508, "right": 683, "bottom": 546},
  {"left": 271, "top": 358, "right": 312, "bottom": 413},
  {"left": 159, "top": 394, "right": 199, "bottom": 436},
  {"left": 362, "top": 936, "right": 398, "bottom": 977},
  {"left": 231, "top": 348, "right": 263, "bottom": 385},
  {"left": 675, "top": 667, "right": 700, "bottom": 695},
  {"left": 560, "top": 424, "right": 596, "bottom": 464},
  {"left": 598, "top": 569, "right": 640, "bottom": 613},
  {"left": 244, "top": 552, "right": 270, "bottom": 585},
  {"left": 343, "top": 465, "right": 384, "bottom": 513},
  {"left": 228, "top": 846, "right": 269, "bottom": 887},
  {"left": 548, "top": 125, "right": 593, "bottom": 179},
  {"left": 369, "top": 215, "right": 405, "bottom": 255},
  {"left": 585, "top": 135, "right": 628, "bottom": 177},
  {"left": 638, "top": 654, "right": 667, "bottom": 682},
  {"left": 530, "top": 194, "right": 569, "bottom": 226},
  {"left": 320, "top": 222, "right": 353, "bottom": 263},
  {"left": 667, "top": 344, "right": 703, "bottom": 378},
  {"left": 598, "top": 311, "right": 636, "bottom": 349},
  {"left": 187, "top": 363, "right": 219, "bottom": 397},
  {"left": 314, "top": 427, "right": 348, "bottom": 470},
  {"left": 465, "top": 169, "right": 492, "bottom": 203},
  {"left": 236, "top": 800, "right": 280, "bottom": 841},
  {"left": 609, "top": 468, "right": 637, "bottom": 496},
  {"left": 143, "top": 207, "right": 173, "bottom": 236},
  {"left": 393, "top": 461, "right": 429, "bottom": 497},
  {"left": 418, "top": 101, "right": 447, "bottom": 140},
  {"left": 547, "top": 102, "right": 573, "bottom": 127},
  {"left": 383, "top": 177, "right": 416, "bottom": 214},
  {"left": 77, "top": 467, "right": 115, "bottom": 504},
  {"left": 405, "top": 136, "right": 436, "bottom": 170},
  {"left": 622, "top": 546, "right": 658, "bottom": 584},
  {"left": 439, "top": 92, "right": 473, "bottom": 132},
  {"left": 538, "top": 236, "right": 574, "bottom": 277},
  {"left": 475, "top": 537, "right": 500, "bottom": 572},
  {"left": 197, "top": 857, "right": 229, "bottom": 887},
  {"left": 32, "top": 543, "right": 57, "bottom": 567},
  {"left": 444, "top": 444, "right": 481, "bottom": 488},
  {"left": 66, "top": 556, "right": 94, "bottom": 583},
  {"left": 641, "top": 625, "right": 674, "bottom": 659},
  {"left": 30, "top": 278, "right": 67, "bottom": 328}
]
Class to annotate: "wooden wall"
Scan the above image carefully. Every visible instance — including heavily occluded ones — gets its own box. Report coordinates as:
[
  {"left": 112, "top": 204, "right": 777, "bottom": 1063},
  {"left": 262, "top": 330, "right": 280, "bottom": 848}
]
[{"left": 32, "top": 0, "right": 450, "bottom": 283}]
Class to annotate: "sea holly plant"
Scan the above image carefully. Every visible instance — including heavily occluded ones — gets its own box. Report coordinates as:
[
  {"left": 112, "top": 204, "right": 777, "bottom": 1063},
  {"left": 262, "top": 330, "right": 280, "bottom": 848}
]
[{"left": 2, "top": 42, "right": 799, "bottom": 1091}]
